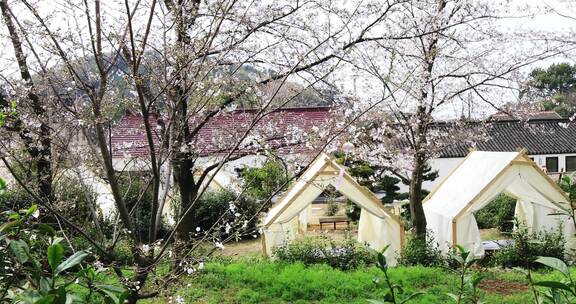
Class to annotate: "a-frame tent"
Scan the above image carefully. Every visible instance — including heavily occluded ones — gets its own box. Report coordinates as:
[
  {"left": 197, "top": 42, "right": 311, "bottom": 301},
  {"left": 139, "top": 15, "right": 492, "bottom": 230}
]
[
  {"left": 423, "top": 150, "right": 575, "bottom": 257},
  {"left": 262, "top": 153, "right": 405, "bottom": 265}
]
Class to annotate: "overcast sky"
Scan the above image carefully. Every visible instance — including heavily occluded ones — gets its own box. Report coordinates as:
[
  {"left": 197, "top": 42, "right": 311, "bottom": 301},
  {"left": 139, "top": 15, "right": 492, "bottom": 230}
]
[{"left": 2, "top": 0, "right": 576, "bottom": 120}]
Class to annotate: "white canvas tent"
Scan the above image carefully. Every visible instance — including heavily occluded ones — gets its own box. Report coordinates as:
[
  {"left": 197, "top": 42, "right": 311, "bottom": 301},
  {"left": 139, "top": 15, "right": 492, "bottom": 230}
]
[
  {"left": 262, "top": 153, "right": 405, "bottom": 265},
  {"left": 424, "top": 150, "right": 575, "bottom": 256}
]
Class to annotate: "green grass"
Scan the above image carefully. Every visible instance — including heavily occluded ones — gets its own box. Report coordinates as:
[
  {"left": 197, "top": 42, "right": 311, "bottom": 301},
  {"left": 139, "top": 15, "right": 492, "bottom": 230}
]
[{"left": 139, "top": 260, "right": 576, "bottom": 304}]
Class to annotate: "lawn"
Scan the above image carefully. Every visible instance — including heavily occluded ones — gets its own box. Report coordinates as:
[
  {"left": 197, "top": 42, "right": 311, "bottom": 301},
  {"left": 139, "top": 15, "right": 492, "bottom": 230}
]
[{"left": 138, "top": 260, "right": 574, "bottom": 304}]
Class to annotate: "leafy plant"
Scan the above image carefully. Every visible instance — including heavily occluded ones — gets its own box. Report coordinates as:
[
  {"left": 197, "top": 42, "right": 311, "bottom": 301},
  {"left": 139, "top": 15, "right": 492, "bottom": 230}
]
[
  {"left": 558, "top": 173, "right": 576, "bottom": 231},
  {"left": 399, "top": 231, "right": 446, "bottom": 267},
  {"left": 492, "top": 225, "right": 565, "bottom": 268},
  {"left": 182, "top": 189, "right": 261, "bottom": 239},
  {"left": 324, "top": 199, "right": 339, "bottom": 216},
  {"left": 368, "top": 245, "right": 425, "bottom": 304},
  {"left": 273, "top": 232, "right": 374, "bottom": 270},
  {"left": 447, "top": 245, "right": 484, "bottom": 304},
  {"left": 241, "top": 158, "right": 289, "bottom": 203},
  {"left": 0, "top": 204, "right": 127, "bottom": 303},
  {"left": 526, "top": 256, "right": 576, "bottom": 304},
  {"left": 475, "top": 194, "right": 516, "bottom": 232}
]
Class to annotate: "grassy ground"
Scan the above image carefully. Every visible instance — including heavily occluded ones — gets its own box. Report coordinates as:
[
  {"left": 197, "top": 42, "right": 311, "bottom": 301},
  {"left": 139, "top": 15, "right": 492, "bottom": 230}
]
[{"left": 138, "top": 260, "right": 574, "bottom": 304}]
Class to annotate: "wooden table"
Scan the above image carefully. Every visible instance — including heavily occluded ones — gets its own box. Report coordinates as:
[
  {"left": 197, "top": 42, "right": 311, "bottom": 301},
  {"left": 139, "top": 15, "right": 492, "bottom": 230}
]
[{"left": 319, "top": 216, "right": 351, "bottom": 230}]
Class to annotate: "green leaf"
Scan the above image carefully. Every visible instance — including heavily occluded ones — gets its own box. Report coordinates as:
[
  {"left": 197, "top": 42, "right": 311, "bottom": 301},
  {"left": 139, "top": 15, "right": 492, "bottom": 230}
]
[
  {"left": 446, "top": 293, "right": 459, "bottom": 302},
  {"left": 9, "top": 239, "right": 30, "bottom": 264},
  {"left": 39, "top": 277, "right": 52, "bottom": 294},
  {"left": 533, "top": 281, "right": 574, "bottom": 293},
  {"left": 55, "top": 251, "right": 89, "bottom": 275},
  {"left": 47, "top": 243, "right": 64, "bottom": 273},
  {"left": 400, "top": 292, "right": 426, "bottom": 304},
  {"left": 535, "top": 257, "right": 570, "bottom": 277},
  {"left": 0, "top": 177, "right": 6, "bottom": 192},
  {"left": 32, "top": 294, "right": 56, "bottom": 304},
  {"left": 0, "top": 220, "right": 21, "bottom": 233},
  {"left": 25, "top": 205, "right": 38, "bottom": 218},
  {"left": 36, "top": 224, "right": 56, "bottom": 237},
  {"left": 366, "top": 300, "right": 384, "bottom": 304},
  {"left": 95, "top": 284, "right": 127, "bottom": 304},
  {"left": 8, "top": 213, "right": 21, "bottom": 220},
  {"left": 65, "top": 293, "right": 81, "bottom": 304},
  {"left": 377, "top": 244, "right": 390, "bottom": 270}
]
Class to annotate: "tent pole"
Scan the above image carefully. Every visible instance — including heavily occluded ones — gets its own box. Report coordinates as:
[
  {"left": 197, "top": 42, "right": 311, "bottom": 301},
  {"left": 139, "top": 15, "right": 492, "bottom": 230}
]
[
  {"left": 261, "top": 232, "right": 268, "bottom": 257},
  {"left": 451, "top": 220, "right": 458, "bottom": 247}
]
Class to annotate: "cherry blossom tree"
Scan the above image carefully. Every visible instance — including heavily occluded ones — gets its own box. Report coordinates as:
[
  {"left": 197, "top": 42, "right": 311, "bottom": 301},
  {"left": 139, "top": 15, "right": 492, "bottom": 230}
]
[
  {"left": 0, "top": 0, "right": 424, "bottom": 301},
  {"left": 335, "top": 0, "right": 567, "bottom": 237}
]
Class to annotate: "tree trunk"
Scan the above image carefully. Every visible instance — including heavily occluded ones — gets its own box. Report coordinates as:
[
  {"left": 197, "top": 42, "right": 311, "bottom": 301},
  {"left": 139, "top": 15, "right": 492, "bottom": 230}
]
[
  {"left": 173, "top": 152, "right": 197, "bottom": 240},
  {"left": 409, "top": 151, "right": 427, "bottom": 237},
  {"left": 0, "top": 0, "right": 52, "bottom": 203}
]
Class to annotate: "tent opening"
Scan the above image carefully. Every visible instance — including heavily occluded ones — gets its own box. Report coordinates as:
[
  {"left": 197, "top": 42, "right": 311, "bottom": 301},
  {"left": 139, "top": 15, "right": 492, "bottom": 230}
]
[
  {"left": 261, "top": 153, "right": 405, "bottom": 265},
  {"left": 424, "top": 150, "right": 576, "bottom": 257}
]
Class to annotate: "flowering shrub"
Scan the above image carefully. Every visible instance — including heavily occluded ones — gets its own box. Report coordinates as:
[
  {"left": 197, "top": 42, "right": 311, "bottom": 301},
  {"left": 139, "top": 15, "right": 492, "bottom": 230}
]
[
  {"left": 0, "top": 204, "right": 127, "bottom": 303},
  {"left": 273, "top": 233, "right": 374, "bottom": 270}
]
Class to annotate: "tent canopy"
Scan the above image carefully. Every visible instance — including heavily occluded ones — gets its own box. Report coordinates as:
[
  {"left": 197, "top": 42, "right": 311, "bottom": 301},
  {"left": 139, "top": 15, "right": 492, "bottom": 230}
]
[
  {"left": 262, "top": 153, "right": 404, "bottom": 265},
  {"left": 424, "top": 150, "right": 575, "bottom": 256}
]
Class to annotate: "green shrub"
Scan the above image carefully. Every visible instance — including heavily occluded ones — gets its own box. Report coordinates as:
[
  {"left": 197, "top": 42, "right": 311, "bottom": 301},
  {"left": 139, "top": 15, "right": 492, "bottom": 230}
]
[
  {"left": 0, "top": 175, "right": 99, "bottom": 228},
  {"left": 0, "top": 186, "right": 30, "bottom": 213},
  {"left": 273, "top": 233, "right": 374, "bottom": 270},
  {"left": 0, "top": 204, "right": 127, "bottom": 303},
  {"left": 241, "top": 158, "right": 289, "bottom": 203},
  {"left": 324, "top": 199, "right": 339, "bottom": 216},
  {"left": 117, "top": 173, "right": 158, "bottom": 242},
  {"left": 399, "top": 231, "right": 447, "bottom": 267},
  {"left": 492, "top": 225, "right": 565, "bottom": 268},
  {"left": 475, "top": 194, "right": 516, "bottom": 232},
  {"left": 189, "top": 189, "right": 261, "bottom": 238}
]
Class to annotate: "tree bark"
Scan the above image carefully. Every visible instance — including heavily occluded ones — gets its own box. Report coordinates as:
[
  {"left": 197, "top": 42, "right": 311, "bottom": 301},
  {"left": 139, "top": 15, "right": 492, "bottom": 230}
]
[
  {"left": 0, "top": 0, "right": 52, "bottom": 203},
  {"left": 409, "top": 151, "right": 427, "bottom": 237}
]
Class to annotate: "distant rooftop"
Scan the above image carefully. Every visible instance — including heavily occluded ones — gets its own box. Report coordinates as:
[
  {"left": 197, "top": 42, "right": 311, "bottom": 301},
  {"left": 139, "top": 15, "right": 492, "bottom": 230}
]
[
  {"left": 489, "top": 110, "right": 562, "bottom": 121},
  {"left": 111, "top": 106, "right": 332, "bottom": 158},
  {"left": 439, "top": 118, "right": 576, "bottom": 158}
]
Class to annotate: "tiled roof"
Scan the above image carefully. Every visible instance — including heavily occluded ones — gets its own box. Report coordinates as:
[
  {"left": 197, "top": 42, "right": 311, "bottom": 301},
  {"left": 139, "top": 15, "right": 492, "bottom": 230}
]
[
  {"left": 111, "top": 107, "right": 332, "bottom": 158},
  {"left": 490, "top": 111, "right": 562, "bottom": 121},
  {"left": 439, "top": 119, "right": 576, "bottom": 158}
]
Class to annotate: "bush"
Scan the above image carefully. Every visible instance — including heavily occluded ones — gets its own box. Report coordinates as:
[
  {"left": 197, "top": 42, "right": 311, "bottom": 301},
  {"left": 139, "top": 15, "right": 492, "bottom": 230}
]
[
  {"left": 241, "top": 158, "right": 289, "bottom": 203},
  {"left": 0, "top": 204, "right": 127, "bottom": 303},
  {"left": 117, "top": 173, "right": 156, "bottom": 242},
  {"left": 475, "top": 194, "right": 516, "bottom": 232},
  {"left": 399, "top": 231, "right": 446, "bottom": 267},
  {"left": 0, "top": 175, "right": 99, "bottom": 228},
  {"left": 273, "top": 233, "right": 374, "bottom": 270},
  {"left": 345, "top": 199, "right": 361, "bottom": 221},
  {"left": 0, "top": 186, "right": 30, "bottom": 213},
  {"left": 324, "top": 199, "right": 339, "bottom": 216},
  {"left": 491, "top": 225, "right": 566, "bottom": 268},
  {"left": 190, "top": 189, "right": 261, "bottom": 238}
]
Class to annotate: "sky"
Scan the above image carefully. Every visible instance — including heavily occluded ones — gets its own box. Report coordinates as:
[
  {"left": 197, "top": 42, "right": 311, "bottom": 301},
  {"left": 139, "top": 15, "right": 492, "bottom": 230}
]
[{"left": 2, "top": 0, "right": 576, "bottom": 120}]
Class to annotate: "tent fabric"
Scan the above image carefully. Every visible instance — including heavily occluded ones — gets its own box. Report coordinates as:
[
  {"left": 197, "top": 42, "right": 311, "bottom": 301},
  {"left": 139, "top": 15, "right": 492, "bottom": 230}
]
[
  {"left": 424, "top": 151, "right": 575, "bottom": 256},
  {"left": 262, "top": 153, "right": 404, "bottom": 265}
]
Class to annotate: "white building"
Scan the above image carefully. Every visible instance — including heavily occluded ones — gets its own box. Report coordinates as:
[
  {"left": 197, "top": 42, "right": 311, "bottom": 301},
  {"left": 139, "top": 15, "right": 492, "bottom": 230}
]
[{"left": 426, "top": 117, "right": 576, "bottom": 190}]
